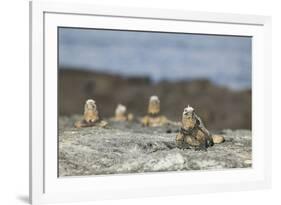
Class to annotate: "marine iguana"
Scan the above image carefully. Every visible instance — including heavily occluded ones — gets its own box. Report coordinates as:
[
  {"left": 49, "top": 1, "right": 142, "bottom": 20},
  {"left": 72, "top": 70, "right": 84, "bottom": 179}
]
[
  {"left": 176, "top": 105, "right": 224, "bottom": 151},
  {"left": 74, "top": 99, "right": 108, "bottom": 128}
]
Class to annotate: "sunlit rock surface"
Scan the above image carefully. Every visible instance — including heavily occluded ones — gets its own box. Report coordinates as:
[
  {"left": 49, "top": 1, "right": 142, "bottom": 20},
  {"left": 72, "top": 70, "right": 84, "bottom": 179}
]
[{"left": 59, "top": 116, "right": 252, "bottom": 177}]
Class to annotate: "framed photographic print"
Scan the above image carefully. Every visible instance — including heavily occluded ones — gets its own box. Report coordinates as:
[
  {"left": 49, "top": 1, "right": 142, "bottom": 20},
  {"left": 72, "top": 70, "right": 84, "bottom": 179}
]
[{"left": 29, "top": 1, "right": 271, "bottom": 204}]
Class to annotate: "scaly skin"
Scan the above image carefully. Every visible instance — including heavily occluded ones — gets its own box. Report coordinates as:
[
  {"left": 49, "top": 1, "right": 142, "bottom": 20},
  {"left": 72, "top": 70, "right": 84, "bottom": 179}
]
[
  {"left": 74, "top": 99, "right": 107, "bottom": 128},
  {"left": 111, "top": 104, "right": 134, "bottom": 122},
  {"left": 141, "top": 96, "right": 169, "bottom": 127},
  {"left": 176, "top": 106, "right": 223, "bottom": 151},
  {"left": 141, "top": 115, "right": 169, "bottom": 127},
  {"left": 148, "top": 96, "right": 160, "bottom": 115}
]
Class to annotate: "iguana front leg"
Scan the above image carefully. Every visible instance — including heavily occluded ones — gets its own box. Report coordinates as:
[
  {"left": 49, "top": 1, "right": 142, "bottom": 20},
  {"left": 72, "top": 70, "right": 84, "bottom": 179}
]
[{"left": 176, "top": 133, "right": 191, "bottom": 149}]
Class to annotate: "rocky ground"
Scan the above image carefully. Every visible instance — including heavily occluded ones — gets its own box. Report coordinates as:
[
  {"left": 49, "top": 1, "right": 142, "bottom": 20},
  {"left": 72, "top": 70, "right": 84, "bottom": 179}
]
[{"left": 59, "top": 116, "right": 252, "bottom": 177}]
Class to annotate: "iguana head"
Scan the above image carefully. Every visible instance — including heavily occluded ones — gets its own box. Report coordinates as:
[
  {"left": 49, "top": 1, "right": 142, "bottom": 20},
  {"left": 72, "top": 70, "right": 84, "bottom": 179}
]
[
  {"left": 84, "top": 99, "right": 97, "bottom": 112},
  {"left": 183, "top": 105, "right": 194, "bottom": 118},
  {"left": 182, "top": 105, "right": 196, "bottom": 129},
  {"left": 84, "top": 99, "right": 99, "bottom": 122},
  {"left": 148, "top": 95, "right": 160, "bottom": 115},
  {"left": 115, "top": 104, "right": 127, "bottom": 119}
]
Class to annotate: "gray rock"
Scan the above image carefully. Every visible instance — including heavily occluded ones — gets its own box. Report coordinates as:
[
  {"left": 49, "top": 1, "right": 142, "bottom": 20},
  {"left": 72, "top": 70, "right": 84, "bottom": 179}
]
[{"left": 59, "top": 116, "right": 252, "bottom": 177}]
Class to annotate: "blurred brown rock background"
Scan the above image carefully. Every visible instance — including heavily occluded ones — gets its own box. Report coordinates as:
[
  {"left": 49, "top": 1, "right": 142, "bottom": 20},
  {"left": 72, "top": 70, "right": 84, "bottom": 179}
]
[{"left": 59, "top": 68, "right": 251, "bottom": 130}]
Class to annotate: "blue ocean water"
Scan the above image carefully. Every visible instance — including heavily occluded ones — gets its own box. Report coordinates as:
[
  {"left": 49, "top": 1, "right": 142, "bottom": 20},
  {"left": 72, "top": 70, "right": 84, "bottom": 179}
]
[{"left": 59, "top": 28, "right": 252, "bottom": 90}]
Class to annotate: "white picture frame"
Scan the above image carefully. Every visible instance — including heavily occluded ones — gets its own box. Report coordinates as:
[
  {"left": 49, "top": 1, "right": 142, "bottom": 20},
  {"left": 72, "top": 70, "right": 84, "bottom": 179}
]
[{"left": 29, "top": 1, "right": 272, "bottom": 204}]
